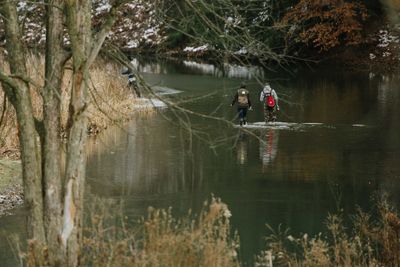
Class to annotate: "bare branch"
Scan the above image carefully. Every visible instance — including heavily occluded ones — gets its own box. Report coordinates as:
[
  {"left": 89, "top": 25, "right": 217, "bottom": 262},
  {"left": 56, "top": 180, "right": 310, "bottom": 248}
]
[
  {"left": 87, "top": 1, "right": 126, "bottom": 66},
  {"left": 0, "top": 70, "right": 20, "bottom": 92}
]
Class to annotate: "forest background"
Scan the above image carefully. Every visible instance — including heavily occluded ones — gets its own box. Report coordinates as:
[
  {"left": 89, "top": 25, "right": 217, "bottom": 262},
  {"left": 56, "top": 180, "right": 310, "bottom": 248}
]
[{"left": 1, "top": 0, "right": 399, "bottom": 72}]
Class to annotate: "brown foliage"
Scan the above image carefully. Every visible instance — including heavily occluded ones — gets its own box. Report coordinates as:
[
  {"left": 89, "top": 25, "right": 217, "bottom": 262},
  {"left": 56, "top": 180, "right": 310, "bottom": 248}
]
[{"left": 279, "top": 0, "right": 368, "bottom": 51}]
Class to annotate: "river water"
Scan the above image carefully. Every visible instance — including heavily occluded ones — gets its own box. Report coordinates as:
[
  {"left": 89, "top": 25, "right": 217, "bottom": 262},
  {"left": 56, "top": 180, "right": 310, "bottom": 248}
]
[{"left": 1, "top": 60, "right": 400, "bottom": 265}]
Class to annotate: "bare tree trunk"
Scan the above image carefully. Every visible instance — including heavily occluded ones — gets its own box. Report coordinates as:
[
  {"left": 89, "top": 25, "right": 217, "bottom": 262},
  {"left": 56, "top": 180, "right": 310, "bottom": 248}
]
[
  {"left": 61, "top": 1, "right": 123, "bottom": 262},
  {"left": 43, "top": 0, "right": 67, "bottom": 264},
  {"left": 1, "top": 1, "right": 125, "bottom": 266},
  {"left": 0, "top": 1, "right": 45, "bottom": 244},
  {"left": 61, "top": 1, "right": 92, "bottom": 265}
]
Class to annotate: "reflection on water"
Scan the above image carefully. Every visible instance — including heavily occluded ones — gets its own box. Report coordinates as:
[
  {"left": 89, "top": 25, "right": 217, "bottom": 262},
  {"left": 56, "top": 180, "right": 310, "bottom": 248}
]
[
  {"left": 235, "top": 128, "right": 279, "bottom": 169},
  {"left": 86, "top": 115, "right": 206, "bottom": 197},
  {"left": 259, "top": 129, "right": 279, "bottom": 171},
  {"left": 131, "top": 57, "right": 264, "bottom": 79},
  {"left": 182, "top": 61, "right": 264, "bottom": 79},
  {"left": 235, "top": 133, "right": 249, "bottom": 165}
]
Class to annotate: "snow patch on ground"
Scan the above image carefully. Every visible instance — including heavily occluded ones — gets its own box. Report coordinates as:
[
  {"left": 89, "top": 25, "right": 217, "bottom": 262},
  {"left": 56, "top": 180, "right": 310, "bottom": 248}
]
[
  {"left": 125, "top": 40, "right": 139, "bottom": 49},
  {"left": 134, "top": 98, "right": 167, "bottom": 109},
  {"left": 132, "top": 85, "right": 181, "bottom": 109},
  {"left": 95, "top": 3, "right": 112, "bottom": 15},
  {"left": 234, "top": 47, "right": 248, "bottom": 55},
  {"left": 236, "top": 121, "right": 334, "bottom": 131},
  {"left": 183, "top": 44, "right": 210, "bottom": 53},
  {"left": 151, "top": 86, "right": 182, "bottom": 95},
  {"left": 377, "top": 30, "right": 399, "bottom": 48},
  {"left": 237, "top": 122, "right": 370, "bottom": 130}
]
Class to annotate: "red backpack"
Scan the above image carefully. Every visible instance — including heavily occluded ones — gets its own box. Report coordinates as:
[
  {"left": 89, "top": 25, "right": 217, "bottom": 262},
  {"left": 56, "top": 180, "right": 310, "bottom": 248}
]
[{"left": 266, "top": 93, "right": 275, "bottom": 108}]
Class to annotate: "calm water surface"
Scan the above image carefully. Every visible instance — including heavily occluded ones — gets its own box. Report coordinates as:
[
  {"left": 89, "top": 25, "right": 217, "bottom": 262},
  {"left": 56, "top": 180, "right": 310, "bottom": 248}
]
[{"left": 1, "top": 60, "right": 400, "bottom": 265}]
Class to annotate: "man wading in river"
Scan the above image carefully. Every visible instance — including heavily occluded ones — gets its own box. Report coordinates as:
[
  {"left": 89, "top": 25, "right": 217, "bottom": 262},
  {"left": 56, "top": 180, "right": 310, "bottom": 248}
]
[{"left": 231, "top": 82, "right": 252, "bottom": 126}]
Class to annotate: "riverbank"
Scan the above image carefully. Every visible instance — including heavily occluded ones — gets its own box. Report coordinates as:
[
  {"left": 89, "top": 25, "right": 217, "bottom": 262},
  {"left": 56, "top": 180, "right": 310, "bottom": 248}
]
[
  {"left": 0, "top": 98, "right": 160, "bottom": 218},
  {"left": 0, "top": 55, "right": 160, "bottom": 217},
  {"left": 0, "top": 96, "right": 162, "bottom": 217}
]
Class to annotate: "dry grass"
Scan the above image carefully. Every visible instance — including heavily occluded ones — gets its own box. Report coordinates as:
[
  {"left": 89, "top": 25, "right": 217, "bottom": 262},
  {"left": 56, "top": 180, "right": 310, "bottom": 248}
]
[
  {"left": 19, "top": 197, "right": 240, "bottom": 266},
  {"left": 81, "top": 197, "right": 240, "bottom": 267},
  {"left": 61, "top": 57, "right": 155, "bottom": 134},
  {"left": 82, "top": 60, "right": 154, "bottom": 135},
  {"left": 79, "top": 194, "right": 400, "bottom": 267},
  {"left": 256, "top": 194, "right": 400, "bottom": 267},
  {"left": 0, "top": 78, "right": 19, "bottom": 159},
  {"left": 17, "top": 194, "right": 400, "bottom": 266},
  {"left": 0, "top": 54, "right": 154, "bottom": 158}
]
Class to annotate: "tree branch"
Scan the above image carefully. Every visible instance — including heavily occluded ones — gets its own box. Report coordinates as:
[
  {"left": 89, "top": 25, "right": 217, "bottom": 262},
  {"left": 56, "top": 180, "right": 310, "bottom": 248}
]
[
  {"left": 87, "top": 1, "right": 126, "bottom": 67},
  {"left": 0, "top": 70, "right": 20, "bottom": 92}
]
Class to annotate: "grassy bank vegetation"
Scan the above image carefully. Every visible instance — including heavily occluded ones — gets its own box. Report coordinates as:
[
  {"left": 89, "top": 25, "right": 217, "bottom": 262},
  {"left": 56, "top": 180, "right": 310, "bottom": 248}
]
[
  {"left": 0, "top": 53, "right": 152, "bottom": 160},
  {"left": 22, "top": 194, "right": 400, "bottom": 266},
  {"left": 80, "top": 197, "right": 240, "bottom": 267},
  {"left": 256, "top": 194, "right": 400, "bottom": 266},
  {"left": 91, "top": 195, "right": 400, "bottom": 267}
]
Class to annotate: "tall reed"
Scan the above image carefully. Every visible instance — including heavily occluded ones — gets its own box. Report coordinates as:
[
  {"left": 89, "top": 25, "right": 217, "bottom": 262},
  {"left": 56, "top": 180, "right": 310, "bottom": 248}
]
[
  {"left": 81, "top": 197, "right": 240, "bottom": 267},
  {"left": 17, "top": 193, "right": 399, "bottom": 266}
]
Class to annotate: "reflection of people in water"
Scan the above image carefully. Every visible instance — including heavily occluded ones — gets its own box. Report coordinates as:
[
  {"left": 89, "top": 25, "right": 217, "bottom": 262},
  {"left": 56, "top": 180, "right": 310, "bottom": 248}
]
[
  {"left": 236, "top": 133, "right": 249, "bottom": 165},
  {"left": 259, "top": 129, "right": 279, "bottom": 170}
]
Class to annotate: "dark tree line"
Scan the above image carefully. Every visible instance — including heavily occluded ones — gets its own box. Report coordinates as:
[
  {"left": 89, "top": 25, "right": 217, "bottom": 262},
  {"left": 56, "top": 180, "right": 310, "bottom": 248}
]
[{"left": 158, "top": 0, "right": 385, "bottom": 61}]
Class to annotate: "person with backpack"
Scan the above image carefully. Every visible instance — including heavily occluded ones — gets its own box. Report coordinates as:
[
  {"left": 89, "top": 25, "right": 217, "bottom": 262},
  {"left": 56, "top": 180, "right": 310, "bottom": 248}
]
[
  {"left": 260, "top": 83, "right": 279, "bottom": 122},
  {"left": 121, "top": 58, "right": 141, "bottom": 97},
  {"left": 231, "top": 82, "right": 252, "bottom": 126}
]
